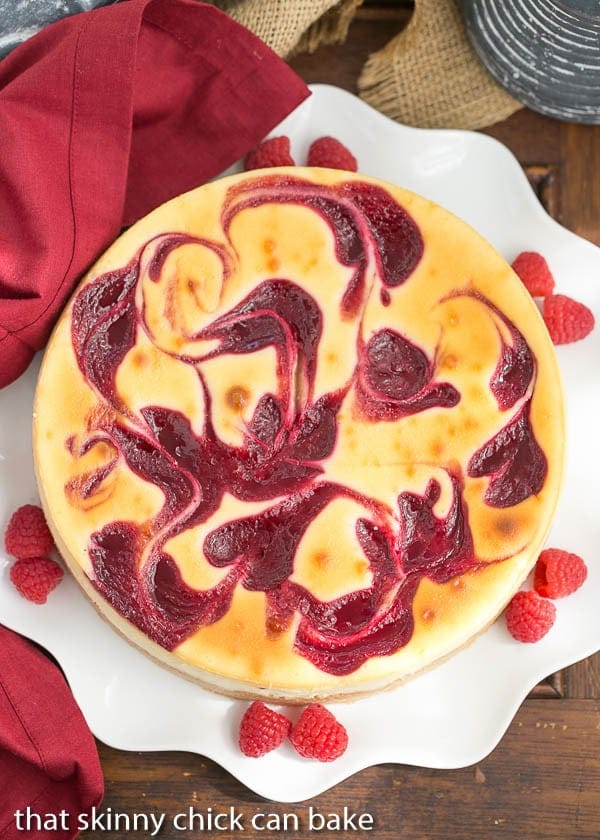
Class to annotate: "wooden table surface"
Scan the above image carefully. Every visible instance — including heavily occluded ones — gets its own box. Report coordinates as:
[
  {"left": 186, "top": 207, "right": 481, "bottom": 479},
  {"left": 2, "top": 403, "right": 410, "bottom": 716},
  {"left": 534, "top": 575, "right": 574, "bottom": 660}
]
[{"left": 91, "top": 4, "right": 600, "bottom": 838}]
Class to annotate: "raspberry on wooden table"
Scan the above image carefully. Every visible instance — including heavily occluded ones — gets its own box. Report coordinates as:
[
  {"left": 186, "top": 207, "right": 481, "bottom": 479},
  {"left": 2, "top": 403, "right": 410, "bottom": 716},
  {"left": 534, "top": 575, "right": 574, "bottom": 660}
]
[
  {"left": 511, "top": 251, "right": 555, "bottom": 297},
  {"left": 505, "top": 590, "right": 556, "bottom": 643},
  {"left": 307, "top": 136, "right": 358, "bottom": 171},
  {"left": 290, "top": 704, "right": 348, "bottom": 761},
  {"left": 9, "top": 557, "right": 64, "bottom": 604},
  {"left": 244, "top": 136, "right": 295, "bottom": 170},
  {"left": 543, "top": 293, "right": 595, "bottom": 345},
  {"left": 534, "top": 549, "right": 587, "bottom": 599},
  {"left": 238, "top": 701, "right": 291, "bottom": 757},
  {"left": 5, "top": 504, "right": 54, "bottom": 559}
]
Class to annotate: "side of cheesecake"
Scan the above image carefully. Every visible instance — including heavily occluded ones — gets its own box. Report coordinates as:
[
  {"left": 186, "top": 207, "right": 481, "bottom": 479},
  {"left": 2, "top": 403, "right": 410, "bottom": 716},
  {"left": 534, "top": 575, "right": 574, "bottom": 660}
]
[{"left": 33, "top": 168, "right": 564, "bottom": 701}]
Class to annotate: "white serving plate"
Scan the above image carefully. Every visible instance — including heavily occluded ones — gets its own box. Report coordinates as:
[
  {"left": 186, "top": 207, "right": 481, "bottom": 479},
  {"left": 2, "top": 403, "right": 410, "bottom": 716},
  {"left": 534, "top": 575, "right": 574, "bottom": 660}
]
[{"left": 1, "top": 84, "right": 599, "bottom": 802}]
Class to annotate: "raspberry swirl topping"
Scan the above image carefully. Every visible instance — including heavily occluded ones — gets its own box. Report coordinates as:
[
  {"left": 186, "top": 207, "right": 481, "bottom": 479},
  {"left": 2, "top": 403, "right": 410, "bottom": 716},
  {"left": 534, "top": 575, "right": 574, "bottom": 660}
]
[{"left": 66, "top": 174, "right": 547, "bottom": 675}]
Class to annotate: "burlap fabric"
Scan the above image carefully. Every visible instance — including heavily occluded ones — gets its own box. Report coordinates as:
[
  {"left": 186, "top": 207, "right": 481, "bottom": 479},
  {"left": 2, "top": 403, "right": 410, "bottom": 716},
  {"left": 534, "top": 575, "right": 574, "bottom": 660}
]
[
  {"left": 209, "top": 0, "right": 364, "bottom": 58},
  {"left": 208, "top": 0, "right": 523, "bottom": 130},
  {"left": 359, "top": 0, "right": 521, "bottom": 129}
]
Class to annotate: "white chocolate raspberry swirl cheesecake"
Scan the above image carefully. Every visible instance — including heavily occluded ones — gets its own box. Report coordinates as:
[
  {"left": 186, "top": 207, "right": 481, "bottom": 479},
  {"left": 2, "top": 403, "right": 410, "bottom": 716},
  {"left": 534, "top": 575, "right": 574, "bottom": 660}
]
[{"left": 33, "top": 168, "right": 564, "bottom": 701}]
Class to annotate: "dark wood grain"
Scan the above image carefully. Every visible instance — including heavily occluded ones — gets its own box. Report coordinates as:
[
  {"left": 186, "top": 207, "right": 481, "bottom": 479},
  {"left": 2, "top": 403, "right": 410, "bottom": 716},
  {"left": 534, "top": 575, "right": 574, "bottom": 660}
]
[
  {"left": 91, "top": 701, "right": 600, "bottom": 840},
  {"left": 89, "top": 3, "right": 600, "bottom": 837},
  {"left": 290, "top": 4, "right": 410, "bottom": 93},
  {"left": 566, "top": 653, "right": 600, "bottom": 699},
  {"left": 531, "top": 670, "right": 565, "bottom": 699},
  {"left": 560, "top": 123, "right": 600, "bottom": 247},
  {"left": 525, "top": 163, "right": 561, "bottom": 220}
]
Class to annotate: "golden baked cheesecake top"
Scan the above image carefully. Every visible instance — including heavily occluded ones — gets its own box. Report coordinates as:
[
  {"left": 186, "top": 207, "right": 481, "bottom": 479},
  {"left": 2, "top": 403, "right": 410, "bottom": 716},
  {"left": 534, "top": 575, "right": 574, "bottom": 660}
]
[{"left": 33, "top": 168, "right": 564, "bottom": 699}]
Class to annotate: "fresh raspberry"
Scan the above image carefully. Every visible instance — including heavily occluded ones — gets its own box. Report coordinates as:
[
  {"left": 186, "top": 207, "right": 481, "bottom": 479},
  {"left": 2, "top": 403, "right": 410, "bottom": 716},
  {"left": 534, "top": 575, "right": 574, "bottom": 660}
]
[
  {"left": 5, "top": 504, "right": 54, "bottom": 560},
  {"left": 505, "top": 590, "right": 556, "bottom": 643},
  {"left": 244, "top": 136, "right": 295, "bottom": 171},
  {"left": 534, "top": 548, "right": 587, "bottom": 599},
  {"left": 511, "top": 251, "right": 555, "bottom": 297},
  {"left": 238, "top": 701, "right": 291, "bottom": 757},
  {"left": 307, "top": 136, "right": 358, "bottom": 172},
  {"left": 9, "top": 557, "right": 64, "bottom": 605},
  {"left": 543, "top": 294, "right": 595, "bottom": 345},
  {"left": 290, "top": 704, "right": 348, "bottom": 762}
]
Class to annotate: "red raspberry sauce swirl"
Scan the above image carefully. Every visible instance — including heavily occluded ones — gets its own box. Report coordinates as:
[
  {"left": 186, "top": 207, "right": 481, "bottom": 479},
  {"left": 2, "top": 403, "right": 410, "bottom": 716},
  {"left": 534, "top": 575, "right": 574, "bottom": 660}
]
[{"left": 68, "top": 176, "right": 546, "bottom": 675}]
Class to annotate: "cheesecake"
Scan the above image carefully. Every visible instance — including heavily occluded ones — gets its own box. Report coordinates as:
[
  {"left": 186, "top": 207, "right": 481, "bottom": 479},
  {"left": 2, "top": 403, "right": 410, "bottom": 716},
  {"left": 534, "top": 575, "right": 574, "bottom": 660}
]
[{"left": 33, "top": 168, "right": 564, "bottom": 701}]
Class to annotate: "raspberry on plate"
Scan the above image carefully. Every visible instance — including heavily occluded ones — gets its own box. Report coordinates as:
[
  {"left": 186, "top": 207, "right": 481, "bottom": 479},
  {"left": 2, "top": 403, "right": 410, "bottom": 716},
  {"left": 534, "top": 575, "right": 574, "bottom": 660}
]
[
  {"left": 290, "top": 704, "right": 348, "bottom": 762},
  {"left": 238, "top": 701, "right": 291, "bottom": 757},
  {"left": 244, "top": 136, "right": 295, "bottom": 171},
  {"left": 534, "top": 548, "right": 587, "bottom": 599},
  {"left": 5, "top": 504, "right": 54, "bottom": 560},
  {"left": 9, "top": 556, "right": 64, "bottom": 604},
  {"left": 505, "top": 590, "right": 556, "bottom": 643},
  {"left": 511, "top": 251, "right": 555, "bottom": 297},
  {"left": 307, "top": 136, "right": 358, "bottom": 172},
  {"left": 543, "top": 293, "right": 595, "bottom": 345}
]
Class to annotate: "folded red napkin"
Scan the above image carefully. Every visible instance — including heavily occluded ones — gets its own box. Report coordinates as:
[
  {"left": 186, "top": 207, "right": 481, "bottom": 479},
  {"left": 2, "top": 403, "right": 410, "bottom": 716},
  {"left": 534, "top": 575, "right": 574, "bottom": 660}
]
[
  {"left": 0, "top": 625, "right": 104, "bottom": 839},
  {"left": 0, "top": 0, "right": 309, "bottom": 388},
  {"left": 0, "top": 0, "right": 308, "bottom": 829}
]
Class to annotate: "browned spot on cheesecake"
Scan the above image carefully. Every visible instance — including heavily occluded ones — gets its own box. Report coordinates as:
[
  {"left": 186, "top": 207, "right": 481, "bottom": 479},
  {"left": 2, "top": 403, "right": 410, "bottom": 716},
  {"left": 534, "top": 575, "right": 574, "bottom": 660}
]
[
  {"left": 447, "top": 458, "right": 462, "bottom": 476},
  {"left": 226, "top": 385, "right": 250, "bottom": 412},
  {"left": 131, "top": 349, "right": 149, "bottom": 369},
  {"left": 138, "top": 520, "right": 154, "bottom": 546},
  {"left": 266, "top": 612, "right": 292, "bottom": 639},
  {"left": 493, "top": 514, "right": 519, "bottom": 538},
  {"left": 421, "top": 607, "right": 436, "bottom": 622},
  {"left": 430, "top": 439, "right": 444, "bottom": 457},
  {"left": 251, "top": 656, "right": 263, "bottom": 677},
  {"left": 262, "top": 239, "right": 279, "bottom": 272},
  {"left": 452, "top": 577, "right": 465, "bottom": 590},
  {"left": 185, "top": 278, "right": 207, "bottom": 311},
  {"left": 312, "top": 550, "right": 330, "bottom": 569},
  {"left": 440, "top": 352, "right": 458, "bottom": 370},
  {"left": 355, "top": 559, "right": 370, "bottom": 576}
]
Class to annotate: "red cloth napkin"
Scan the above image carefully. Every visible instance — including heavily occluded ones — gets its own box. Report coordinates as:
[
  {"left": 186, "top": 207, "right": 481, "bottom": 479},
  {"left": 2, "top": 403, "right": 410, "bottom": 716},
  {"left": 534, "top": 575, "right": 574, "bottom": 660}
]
[
  {"left": 0, "top": 625, "right": 104, "bottom": 839},
  {"left": 0, "top": 0, "right": 308, "bottom": 829},
  {"left": 0, "top": 0, "right": 309, "bottom": 388}
]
